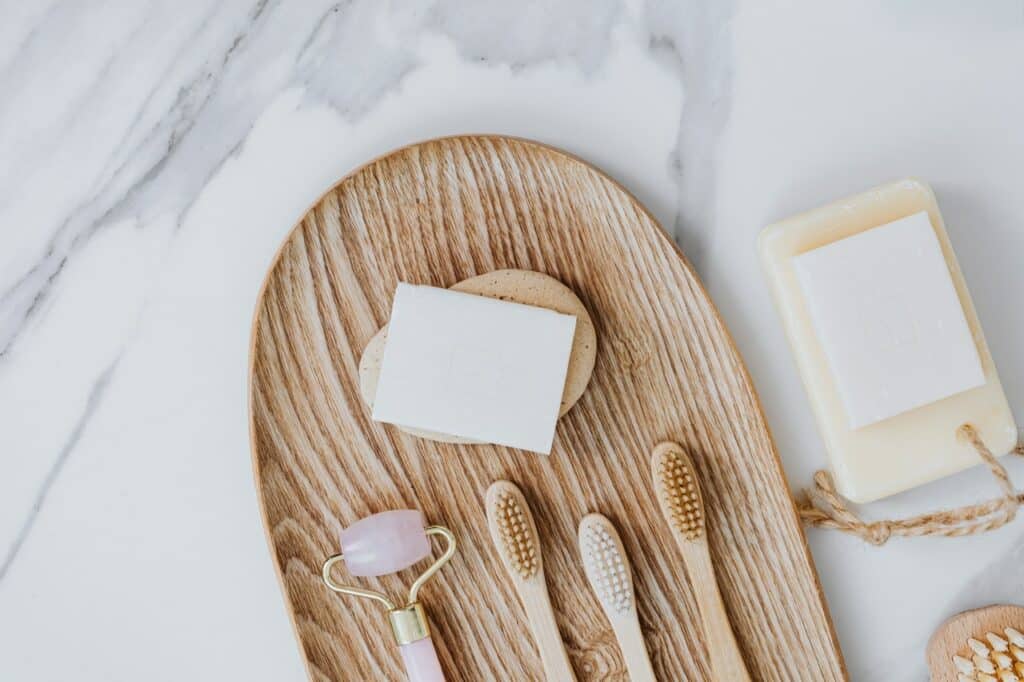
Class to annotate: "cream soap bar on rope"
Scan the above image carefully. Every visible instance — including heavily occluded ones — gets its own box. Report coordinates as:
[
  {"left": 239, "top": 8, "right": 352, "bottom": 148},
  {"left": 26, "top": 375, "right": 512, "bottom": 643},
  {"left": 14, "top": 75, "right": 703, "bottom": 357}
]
[
  {"left": 372, "top": 282, "right": 576, "bottom": 454},
  {"left": 760, "top": 179, "right": 1017, "bottom": 503}
]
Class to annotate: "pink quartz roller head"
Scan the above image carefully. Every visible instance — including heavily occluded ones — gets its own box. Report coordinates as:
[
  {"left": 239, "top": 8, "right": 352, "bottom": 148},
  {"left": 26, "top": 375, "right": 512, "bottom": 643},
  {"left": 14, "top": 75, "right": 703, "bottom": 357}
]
[
  {"left": 340, "top": 510, "right": 432, "bottom": 577},
  {"left": 321, "top": 510, "right": 456, "bottom": 682}
]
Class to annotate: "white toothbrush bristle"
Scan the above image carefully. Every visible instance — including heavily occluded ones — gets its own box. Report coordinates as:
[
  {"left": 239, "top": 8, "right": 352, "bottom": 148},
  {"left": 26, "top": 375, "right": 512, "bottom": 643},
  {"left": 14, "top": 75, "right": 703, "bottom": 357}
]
[{"left": 580, "top": 517, "right": 633, "bottom": 616}]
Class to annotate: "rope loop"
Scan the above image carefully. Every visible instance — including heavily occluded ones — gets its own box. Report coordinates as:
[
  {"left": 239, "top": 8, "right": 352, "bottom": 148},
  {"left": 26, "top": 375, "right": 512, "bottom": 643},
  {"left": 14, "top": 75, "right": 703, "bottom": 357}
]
[{"left": 798, "top": 424, "right": 1024, "bottom": 544}]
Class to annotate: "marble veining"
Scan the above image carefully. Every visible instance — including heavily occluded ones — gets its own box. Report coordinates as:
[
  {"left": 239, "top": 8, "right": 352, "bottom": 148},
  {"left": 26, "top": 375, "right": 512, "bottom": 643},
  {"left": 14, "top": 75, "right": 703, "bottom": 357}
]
[
  {"left": 0, "top": 356, "right": 119, "bottom": 581},
  {"left": 1, "top": 1, "right": 1022, "bottom": 680},
  {"left": 642, "top": 0, "right": 734, "bottom": 265}
]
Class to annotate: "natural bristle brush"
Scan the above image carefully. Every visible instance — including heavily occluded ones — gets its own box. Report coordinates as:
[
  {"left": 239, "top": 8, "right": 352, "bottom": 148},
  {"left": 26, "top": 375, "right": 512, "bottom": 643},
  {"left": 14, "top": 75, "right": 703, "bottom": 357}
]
[
  {"left": 652, "top": 442, "right": 751, "bottom": 682},
  {"left": 928, "top": 605, "right": 1024, "bottom": 682},
  {"left": 485, "top": 480, "right": 577, "bottom": 681},
  {"left": 321, "top": 510, "right": 456, "bottom": 682},
  {"left": 578, "top": 513, "right": 656, "bottom": 682}
]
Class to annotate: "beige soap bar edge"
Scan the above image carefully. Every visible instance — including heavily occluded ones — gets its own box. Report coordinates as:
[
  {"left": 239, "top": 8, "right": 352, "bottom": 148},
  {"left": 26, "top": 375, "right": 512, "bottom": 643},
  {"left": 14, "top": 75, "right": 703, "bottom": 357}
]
[{"left": 759, "top": 178, "right": 1017, "bottom": 503}]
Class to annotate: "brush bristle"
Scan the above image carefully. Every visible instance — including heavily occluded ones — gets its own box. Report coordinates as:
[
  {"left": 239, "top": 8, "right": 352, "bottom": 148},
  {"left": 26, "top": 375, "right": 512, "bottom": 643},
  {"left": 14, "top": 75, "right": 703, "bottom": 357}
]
[
  {"left": 493, "top": 488, "right": 540, "bottom": 580},
  {"left": 652, "top": 443, "right": 704, "bottom": 540},
  {"left": 580, "top": 517, "right": 633, "bottom": 616},
  {"left": 952, "top": 627, "right": 1024, "bottom": 681}
]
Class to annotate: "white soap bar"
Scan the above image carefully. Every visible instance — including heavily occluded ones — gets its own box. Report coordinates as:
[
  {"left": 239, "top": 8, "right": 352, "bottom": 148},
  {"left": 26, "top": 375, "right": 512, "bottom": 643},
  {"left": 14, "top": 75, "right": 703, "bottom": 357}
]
[
  {"left": 793, "top": 211, "right": 985, "bottom": 429},
  {"left": 372, "top": 282, "right": 576, "bottom": 454},
  {"left": 760, "top": 179, "right": 1017, "bottom": 503}
]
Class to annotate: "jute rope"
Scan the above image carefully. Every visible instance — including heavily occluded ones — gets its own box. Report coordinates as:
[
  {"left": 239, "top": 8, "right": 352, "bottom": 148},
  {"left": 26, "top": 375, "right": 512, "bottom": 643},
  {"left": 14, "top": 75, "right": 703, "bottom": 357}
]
[{"left": 797, "top": 424, "right": 1024, "bottom": 545}]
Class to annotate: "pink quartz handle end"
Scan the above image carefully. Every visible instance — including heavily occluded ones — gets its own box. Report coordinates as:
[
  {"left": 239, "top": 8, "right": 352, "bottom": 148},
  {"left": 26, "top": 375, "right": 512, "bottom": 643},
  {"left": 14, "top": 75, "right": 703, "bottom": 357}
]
[
  {"left": 399, "top": 636, "right": 445, "bottom": 682},
  {"left": 340, "top": 509, "right": 430, "bottom": 577}
]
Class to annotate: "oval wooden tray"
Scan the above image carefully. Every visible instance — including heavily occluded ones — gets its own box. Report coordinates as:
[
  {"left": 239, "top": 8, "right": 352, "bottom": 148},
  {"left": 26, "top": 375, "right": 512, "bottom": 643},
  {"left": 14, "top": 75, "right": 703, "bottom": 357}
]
[{"left": 249, "top": 136, "right": 847, "bottom": 681}]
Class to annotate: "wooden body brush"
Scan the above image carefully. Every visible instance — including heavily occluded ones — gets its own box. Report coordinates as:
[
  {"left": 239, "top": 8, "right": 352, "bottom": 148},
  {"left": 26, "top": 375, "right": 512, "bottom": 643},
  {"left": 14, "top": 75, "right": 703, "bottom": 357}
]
[
  {"left": 652, "top": 441, "right": 751, "bottom": 681},
  {"left": 578, "top": 513, "right": 656, "bottom": 682},
  {"left": 486, "top": 480, "right": 577, "bottom": 681},
  {"left": 928, "top": 604, "right": 1024, "bottom": 681}
]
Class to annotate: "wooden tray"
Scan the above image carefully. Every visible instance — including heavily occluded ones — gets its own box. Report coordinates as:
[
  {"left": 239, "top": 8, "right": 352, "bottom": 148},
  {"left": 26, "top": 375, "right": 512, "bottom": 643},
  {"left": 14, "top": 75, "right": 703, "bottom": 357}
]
[{"left": 249, "top": 136, "right": 847, "bottom": 680}]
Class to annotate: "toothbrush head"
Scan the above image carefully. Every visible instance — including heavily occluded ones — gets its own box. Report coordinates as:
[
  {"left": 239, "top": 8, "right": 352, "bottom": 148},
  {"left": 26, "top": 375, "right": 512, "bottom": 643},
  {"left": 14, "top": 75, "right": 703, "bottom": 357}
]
[
  {"left": 486, "top": 480, "right": 541, "bottom": 582},
  {"left": 652, "top": 441, "right": 705, "bottom": 541},
  {"left": 578, "top": 513, "right": 634, "bottom": 618}
]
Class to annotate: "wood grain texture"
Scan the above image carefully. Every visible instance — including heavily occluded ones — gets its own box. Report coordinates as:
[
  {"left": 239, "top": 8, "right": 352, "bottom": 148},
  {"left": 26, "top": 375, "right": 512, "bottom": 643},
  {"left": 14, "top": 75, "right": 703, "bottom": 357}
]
[
  {"left": 927, "top": 605, "right": 1024, "bottom": 681},
  {"left": 248, "top": 135, "right": 847, "bottom": 681}
]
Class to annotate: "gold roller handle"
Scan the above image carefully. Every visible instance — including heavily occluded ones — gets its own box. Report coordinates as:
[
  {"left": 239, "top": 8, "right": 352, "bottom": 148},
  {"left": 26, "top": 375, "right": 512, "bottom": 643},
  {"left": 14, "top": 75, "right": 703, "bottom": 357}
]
[{"left": 321, "top": 525, "right": 457, "bottom": 645}]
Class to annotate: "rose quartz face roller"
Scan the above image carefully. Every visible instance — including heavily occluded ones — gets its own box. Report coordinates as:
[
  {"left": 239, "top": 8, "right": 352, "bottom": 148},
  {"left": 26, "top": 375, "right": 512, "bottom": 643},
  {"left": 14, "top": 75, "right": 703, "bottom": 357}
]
[{"left": 322, "top": 510, "right": 456, "bottom": 682}]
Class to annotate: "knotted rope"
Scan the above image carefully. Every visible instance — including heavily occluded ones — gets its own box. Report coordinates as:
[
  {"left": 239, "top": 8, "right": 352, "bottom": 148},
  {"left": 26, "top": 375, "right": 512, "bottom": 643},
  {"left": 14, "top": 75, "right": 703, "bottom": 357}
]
[{"left": 797, "top": 424, "right": 1024, "bottom": 545}]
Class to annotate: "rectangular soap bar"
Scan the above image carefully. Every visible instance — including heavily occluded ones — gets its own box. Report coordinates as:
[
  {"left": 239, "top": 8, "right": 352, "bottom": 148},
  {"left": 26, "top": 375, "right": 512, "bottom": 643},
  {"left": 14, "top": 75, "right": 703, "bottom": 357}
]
[
  {"left": 372, "top": 282, "right": 576, "bottom": 454},
  {"left": 793, "top": 211, "right": 985, "bottom": 429},
  {"left": 760, "top": 179, "right": 1017, "bottom": 502}
]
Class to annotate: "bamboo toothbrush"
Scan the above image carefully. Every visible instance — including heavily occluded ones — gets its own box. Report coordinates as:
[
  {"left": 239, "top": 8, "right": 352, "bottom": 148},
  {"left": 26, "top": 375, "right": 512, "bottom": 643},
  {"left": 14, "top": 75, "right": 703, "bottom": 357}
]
[
  {"left": 651, "top": 442, "right": 751, "bottom": 682},
  {"left": 578, "top": 513, "right": 657, "bottom": 682},
  {"left": 485, "top": 480, "right": 577, "bottom": 681}
]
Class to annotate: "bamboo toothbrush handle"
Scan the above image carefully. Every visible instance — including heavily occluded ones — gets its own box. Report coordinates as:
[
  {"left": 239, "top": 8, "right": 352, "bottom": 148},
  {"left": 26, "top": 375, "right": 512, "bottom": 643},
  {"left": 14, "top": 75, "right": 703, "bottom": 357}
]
[
  {"left": 683, "top": 540, "right": 751, "bottom": 682},
  {"left": 522, "top": 582, "right": 577, "bottom": 681},
  {"left": 613, "top": 615, "right": 657, "bottom": 682}
]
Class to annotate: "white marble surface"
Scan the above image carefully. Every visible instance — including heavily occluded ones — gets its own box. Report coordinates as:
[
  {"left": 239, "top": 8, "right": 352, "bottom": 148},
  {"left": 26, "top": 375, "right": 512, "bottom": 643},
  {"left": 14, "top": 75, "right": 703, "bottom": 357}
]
[{"left": 2, "top": 1, "right": 1023, "bottom": 680}]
